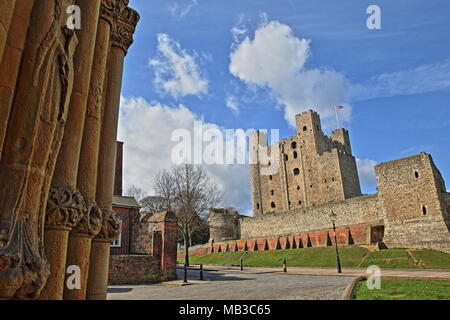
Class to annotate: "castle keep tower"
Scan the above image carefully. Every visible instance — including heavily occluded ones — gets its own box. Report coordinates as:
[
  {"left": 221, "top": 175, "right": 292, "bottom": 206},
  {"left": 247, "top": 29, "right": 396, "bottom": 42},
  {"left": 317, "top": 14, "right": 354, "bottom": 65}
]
[{"left": 250, "top": 110, "right": 361, "bottom": 216}]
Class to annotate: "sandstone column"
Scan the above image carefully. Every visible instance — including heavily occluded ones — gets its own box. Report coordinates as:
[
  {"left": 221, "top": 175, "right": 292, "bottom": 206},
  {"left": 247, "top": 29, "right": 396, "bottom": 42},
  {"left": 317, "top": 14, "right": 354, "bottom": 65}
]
[
  {"left": 41, "top": 0, "right": 102, "bottom": 300},
  {"left": 0, "top": 0, "right": 16, "bottom": 63},
  {"left": 0, "top": 0, "right": 78, "bottom": 299},
  {"left": 0, "top": 0, "right": 36, "bottom": 163},
  {"left": 86, "top": 5, "right": 139, "bottom": 300},
  {"left": 78, "top": 0, "right": 116, "bottom": 301}
]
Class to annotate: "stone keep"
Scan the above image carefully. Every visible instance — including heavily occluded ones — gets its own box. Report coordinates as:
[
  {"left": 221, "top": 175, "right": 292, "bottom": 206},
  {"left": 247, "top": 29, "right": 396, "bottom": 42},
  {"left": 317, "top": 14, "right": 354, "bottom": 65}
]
[
  {"left": 204, "top": 111, "right": 450, "bottom": 255},
  {"left": 250, "top": 110, "right": 361, "bottom": 216}
]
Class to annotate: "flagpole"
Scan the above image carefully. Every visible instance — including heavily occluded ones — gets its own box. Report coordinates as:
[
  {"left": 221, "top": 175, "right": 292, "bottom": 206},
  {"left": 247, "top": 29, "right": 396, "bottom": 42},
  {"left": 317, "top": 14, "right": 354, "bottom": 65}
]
[{"left": 335, "top": 106, "right": 341, "bottom": 129}]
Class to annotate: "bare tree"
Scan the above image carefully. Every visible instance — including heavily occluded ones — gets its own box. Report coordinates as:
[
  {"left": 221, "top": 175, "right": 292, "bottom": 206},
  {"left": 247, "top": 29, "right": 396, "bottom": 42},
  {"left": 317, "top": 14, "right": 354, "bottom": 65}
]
[
  {"left": 126, "top": 185, "right": 148, "bottom": 203},
  {"left": 153, "top": 164, "right": 222, "bottom": 265}
]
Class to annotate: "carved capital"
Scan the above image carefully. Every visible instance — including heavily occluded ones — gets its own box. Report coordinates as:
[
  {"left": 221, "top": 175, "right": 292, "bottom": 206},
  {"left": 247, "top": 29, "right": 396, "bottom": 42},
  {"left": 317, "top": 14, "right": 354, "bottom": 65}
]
[
  {"left": 70, "top": 199, "right": 102, "bottom": 238},
  {"left": 96, "top": 208, "right": 121, "bottom": 241},
  {"left": 45, "top": 185, "right": 85, "bottom": 230},
  {"left": 110, "top": 7, "right": 140, "bottom": 54},
  {"left": 99, "top": 0, "right": 129, "bottom": 26}
]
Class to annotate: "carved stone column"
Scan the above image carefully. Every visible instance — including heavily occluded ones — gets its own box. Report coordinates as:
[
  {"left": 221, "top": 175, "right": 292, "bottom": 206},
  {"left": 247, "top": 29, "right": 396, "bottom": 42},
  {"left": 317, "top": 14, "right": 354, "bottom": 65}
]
[
  {"left": 39, "top": 186, "right": 84, "bottom": 300},
  {"left": 62, "top": 204, "right": 102, "bottom": 300},
  {"left": 41, "top": 0, "right": 102, "bottom": 300},
  {"left": 86, "top": 5, "right": 139, "bottom": 300},
  {"left": 0, "top": 0, "right": 16, "bottom": 63},
  {"left": 0, "top": 0, "right": 36, "bottom": 163},
  {"left": 77, "top": 0, "right": 115, "bottom": 220},
  {"left": 0, "top": 0, "right": 78, "bottom": 299}
]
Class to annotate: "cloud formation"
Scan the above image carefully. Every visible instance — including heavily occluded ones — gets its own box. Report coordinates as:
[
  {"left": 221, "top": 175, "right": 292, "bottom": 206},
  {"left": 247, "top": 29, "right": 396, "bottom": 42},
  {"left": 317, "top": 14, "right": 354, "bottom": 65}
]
[
  {"left": 150, "top": 33, "right": 208, "bottom": 99},
  {"left": 118, "top": 96, "right": 252, "bottom": 213},
  {"left": 168, "top": 0, "right": 199, "bottom": 18},
  {"left": 229, "top": 20, "right": 352, "bottom": 129}
]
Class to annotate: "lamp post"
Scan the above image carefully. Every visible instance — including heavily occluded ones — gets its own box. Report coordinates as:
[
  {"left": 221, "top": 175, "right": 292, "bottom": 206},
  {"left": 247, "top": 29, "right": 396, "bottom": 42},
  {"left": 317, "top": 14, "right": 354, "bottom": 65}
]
[{"left": 329, "top": 211, "right": 342, "bottom": 274}]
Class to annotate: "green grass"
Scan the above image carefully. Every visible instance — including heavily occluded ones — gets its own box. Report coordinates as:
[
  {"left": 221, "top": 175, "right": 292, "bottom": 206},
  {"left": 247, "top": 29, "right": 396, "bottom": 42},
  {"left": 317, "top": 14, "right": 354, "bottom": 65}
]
[
  {"left": 182, "top": 246, "right": 450, "bottom": 270},
  {"left": 354, "top": 279, "right": 450, "bottom": 300}
]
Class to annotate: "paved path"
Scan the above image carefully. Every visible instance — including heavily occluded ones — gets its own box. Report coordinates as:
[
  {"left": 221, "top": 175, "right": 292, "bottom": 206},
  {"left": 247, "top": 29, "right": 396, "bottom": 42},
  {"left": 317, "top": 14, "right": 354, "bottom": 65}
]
[
  {"left": 107, "top": 269, "right": 354, "bottom": 300},
  {"left": 210, "top": 265, "right": 450, "bottom": 280}
]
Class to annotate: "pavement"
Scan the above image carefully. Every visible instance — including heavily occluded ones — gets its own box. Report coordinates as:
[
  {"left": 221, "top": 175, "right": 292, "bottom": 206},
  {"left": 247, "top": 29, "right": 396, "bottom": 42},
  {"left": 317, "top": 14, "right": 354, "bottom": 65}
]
[
  {"left": 107, "top": 269, "right": 354, "bottom": 300},
  {"left": 107, "top": 266, "right": 450, "bottom": 300},
  {"left": 206, "top": 265, "right": 450, "bottom": 280}
]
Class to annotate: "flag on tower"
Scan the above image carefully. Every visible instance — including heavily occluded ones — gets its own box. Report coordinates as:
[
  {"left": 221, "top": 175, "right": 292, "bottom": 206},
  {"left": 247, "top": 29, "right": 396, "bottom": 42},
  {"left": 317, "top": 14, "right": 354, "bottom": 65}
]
[{"left": 336, "top": 105, "right": 345, "bottom": 109}]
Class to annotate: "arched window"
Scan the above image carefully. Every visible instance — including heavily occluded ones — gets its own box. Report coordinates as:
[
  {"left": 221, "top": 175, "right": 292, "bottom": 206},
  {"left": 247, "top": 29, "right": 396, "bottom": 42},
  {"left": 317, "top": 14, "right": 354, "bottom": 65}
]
[
  {"left": 293, "top": 168, "right": 300, "bottom": 176},
  {"left": 297, "top": 185, "right": 300, "bottom": 190},
  {"left": 256, "top": 203, "right": 260, "bottom": 210},
  {"left": 291, "top": 141, "right": 297, "bottom": 149},
  {"left": 293, "top": 151, "right": 298, "bottom": 159},
  {"left": 415, "top": 171, "right": 420, "bottom": 179},
  {"left": 303, "top": 126, "right": 308, "bottom": 132},
  {"left": 422, "top": 206, "right": 427, "bottom": 215},
  {"left": 298, "top": 200, "right": 302, "bottom": 205},
  {"left": 269, "top": 175, "right": 273, "bottom": 181},
  {"left": 271, "top": 190, "right": 274, "bottom": 195},
  {"left": 271, "top": 202, "right": 276, "bottom": 208}
]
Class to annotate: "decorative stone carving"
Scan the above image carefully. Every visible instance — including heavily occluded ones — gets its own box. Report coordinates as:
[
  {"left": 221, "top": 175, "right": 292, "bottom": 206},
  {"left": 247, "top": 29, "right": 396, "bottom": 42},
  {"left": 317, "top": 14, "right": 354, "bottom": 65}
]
[
  {"left": 46, "top": 186, "right": 85, "bottom": 230},
  {"left": 97, "top": 208, "right": 121, "bottom": 241},
  {"left": 71, "top": 199, "right": 102, "bottom": 238},
  {"left": 99, "top": 0, "right": 129, "bottom": 26},
  {"left": 111, "top": 7, "right": 140, "bottom": 54},
  {"left": 0, "top": 0, "right": 78, "bottom": 299}
]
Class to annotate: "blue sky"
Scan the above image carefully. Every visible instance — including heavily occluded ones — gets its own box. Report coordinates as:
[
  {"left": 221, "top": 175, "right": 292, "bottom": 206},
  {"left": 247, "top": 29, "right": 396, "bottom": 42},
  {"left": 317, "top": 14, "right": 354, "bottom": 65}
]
[{"left": 119, "top": 0, "right": 450, "bottom": 214}]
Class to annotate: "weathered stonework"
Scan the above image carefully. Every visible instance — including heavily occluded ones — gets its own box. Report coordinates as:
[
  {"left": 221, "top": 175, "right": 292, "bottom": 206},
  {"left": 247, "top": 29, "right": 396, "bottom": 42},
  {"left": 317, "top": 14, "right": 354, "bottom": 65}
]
[
  {"left": 0, "top": 1, "right": 140, "bottom": 300},
  {"left": 207, "top": 112, "right": 450, "bottom": 255}
]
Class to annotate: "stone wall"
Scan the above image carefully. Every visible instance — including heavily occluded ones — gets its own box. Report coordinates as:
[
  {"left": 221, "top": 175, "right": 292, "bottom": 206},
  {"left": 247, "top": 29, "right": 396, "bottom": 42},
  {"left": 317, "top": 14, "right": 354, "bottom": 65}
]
[
  {"left": 108, "top": 255, "right": 161, "bottom": 285},
  {"left": 377, "top": 153, "right": 450, "bottom": 253},
  {"left": 240, "top": 194, "right": 382, "bottom": 239}
]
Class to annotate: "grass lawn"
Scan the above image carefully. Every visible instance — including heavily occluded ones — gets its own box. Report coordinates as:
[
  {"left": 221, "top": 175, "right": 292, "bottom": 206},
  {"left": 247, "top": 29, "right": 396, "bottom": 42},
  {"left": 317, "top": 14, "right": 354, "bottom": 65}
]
[
  {"left": 183, "top": 246, "right": 450, "bottom": 270},
  {"left": 354, "top": 279, "right": 450, "bottom": 300}
]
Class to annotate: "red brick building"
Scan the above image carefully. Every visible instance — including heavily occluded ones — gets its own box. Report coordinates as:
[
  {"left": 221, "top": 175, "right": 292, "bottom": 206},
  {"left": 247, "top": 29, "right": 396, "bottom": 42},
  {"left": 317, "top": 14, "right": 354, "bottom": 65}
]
[{"left": 108, "top": 141, "right": 178, "bottom": 284}]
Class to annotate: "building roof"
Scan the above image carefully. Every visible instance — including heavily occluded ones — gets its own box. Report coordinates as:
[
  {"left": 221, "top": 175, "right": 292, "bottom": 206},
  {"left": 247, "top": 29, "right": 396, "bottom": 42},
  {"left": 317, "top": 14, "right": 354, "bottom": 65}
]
[{"left": 112, "top": 195, "right": 141, "bottom": 209}]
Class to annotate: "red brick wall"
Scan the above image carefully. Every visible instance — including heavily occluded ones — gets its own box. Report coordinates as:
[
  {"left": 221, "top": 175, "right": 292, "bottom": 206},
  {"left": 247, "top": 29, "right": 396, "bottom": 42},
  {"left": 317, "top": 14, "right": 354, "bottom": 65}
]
[
  {"left": 109, "top": 255, "right": 161, "bottom": 285},
  {"left": 110, "top": 206, "right": 140, "bottom": 255}
]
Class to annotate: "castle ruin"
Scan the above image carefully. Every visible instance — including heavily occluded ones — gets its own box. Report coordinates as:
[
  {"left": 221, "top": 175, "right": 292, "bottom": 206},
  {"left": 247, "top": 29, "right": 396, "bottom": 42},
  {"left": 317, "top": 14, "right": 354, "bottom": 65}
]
[{"left": 202, "top": 110, "right": 450, "bottom": 254}]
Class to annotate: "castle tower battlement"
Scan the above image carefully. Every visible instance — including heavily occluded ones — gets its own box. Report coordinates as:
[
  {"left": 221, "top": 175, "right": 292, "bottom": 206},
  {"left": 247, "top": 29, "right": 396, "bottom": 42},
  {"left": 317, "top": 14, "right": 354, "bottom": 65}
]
[{"left": 250, "top": 110, "right": 362, "bottom": 216}]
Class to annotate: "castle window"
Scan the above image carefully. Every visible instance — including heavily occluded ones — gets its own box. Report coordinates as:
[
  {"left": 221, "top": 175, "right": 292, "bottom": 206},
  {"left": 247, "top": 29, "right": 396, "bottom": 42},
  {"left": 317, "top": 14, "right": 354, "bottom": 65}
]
[
  {"left": 293, "top": 151, "right": 298, "bottom": 159},
  {"left": 256, "top": 203, "right": 260, "bottom": 210},
  {"left": 422, "top": 206, "right": 427, "bottom": 216},
  {"left": 271, "top": 202, "right": 276, "bottom": 208},
  {"left": 297, "top": 185, "right": 300, "bottom": 190},
  {"left": 303, "top": 126, "right": 308, "bottom": 132},
  {"left": 271, "top": 190, "right": 274, "bottom": 195},
  {"left": 415, "top": 171, "right": 420, "bottom": 179},
  {"left": 269, "top": 175, "right": 273, "bottom": 180},
  {"left": 291, "top": 141, "right": 297, "bottom": 149},
  {"left": 293, "top": 168, "right": 300, "bottom": 176},
  {"left": 332, "top": 177, "right": 335, "bottom": 182},
  {"left": 298, "top": 200, "right": 302, "bottom": 205},
  {"left": 268, "top": 161, "right": 271, "bottom": 166}
]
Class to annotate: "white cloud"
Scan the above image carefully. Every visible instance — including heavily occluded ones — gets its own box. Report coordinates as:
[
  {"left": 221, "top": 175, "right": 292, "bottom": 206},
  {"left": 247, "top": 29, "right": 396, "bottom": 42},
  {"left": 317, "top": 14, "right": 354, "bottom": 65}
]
[
  {"left": 356, "top": 158, "right": 378, "bottom": 189},
  {"left": 150, "top": 33, "right": 208, "bottom": 99},
  {"left": 229, "top": 20, "right": 352, "bottom": 129},
  {"left": 168, "top": 0, "right": 199, "bottom": 18},
  {"left": 225, "top": 95, "right": 239, "bottom": 114},
  {"left": 118, "top": 96, "right": 251, "bottom": 213},
  {"left": 352, "top": 59, "right": 450, "bottom": 101}
]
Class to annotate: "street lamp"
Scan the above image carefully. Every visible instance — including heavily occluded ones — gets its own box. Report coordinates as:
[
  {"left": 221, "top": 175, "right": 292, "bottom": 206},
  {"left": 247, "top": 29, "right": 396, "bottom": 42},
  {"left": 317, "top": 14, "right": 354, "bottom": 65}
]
[{"left": 329, "top": 211, "right": 342, "bottom": 274}]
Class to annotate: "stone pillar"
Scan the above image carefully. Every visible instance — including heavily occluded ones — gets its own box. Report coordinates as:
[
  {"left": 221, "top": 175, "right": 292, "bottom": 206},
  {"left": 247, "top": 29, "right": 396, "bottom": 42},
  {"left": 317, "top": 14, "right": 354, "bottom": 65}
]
[
  {"left": 0, "top": 0, "right": 36, "bottom": 162},
  {"left": 41, "top": 0, "right": 102, "bottom": 301},
  {"left": 85, "top": 3, "right": 139, "bottom": 301},
  {"left": 0, "top": 0, "right": 78, "bottom": 299},
  {"left": 39, "top": 187, "right": 84, "bottom": 300},
  {"left": 0, "top": 0, "right": 16, "bottom": 63},
  {"left": 62, "top": 206, "right": 102, "bottom": 300},
  {"left": 159, "top": 212, "right": 178, "bottom": 281}
]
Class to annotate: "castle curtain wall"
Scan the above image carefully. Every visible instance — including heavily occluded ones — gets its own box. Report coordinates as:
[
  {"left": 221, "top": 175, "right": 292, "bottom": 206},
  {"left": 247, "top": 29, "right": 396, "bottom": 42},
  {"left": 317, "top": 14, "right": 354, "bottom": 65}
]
[{"left": 0, "top": 0, "right": 139, "bottom": 300}]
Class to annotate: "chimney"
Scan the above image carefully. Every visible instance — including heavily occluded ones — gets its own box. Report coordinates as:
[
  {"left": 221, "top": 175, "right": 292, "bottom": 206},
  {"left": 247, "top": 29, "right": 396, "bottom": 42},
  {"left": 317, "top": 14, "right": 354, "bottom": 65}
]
[{"left": 114, "top": 141, "right": 124, "bottom": 196}]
